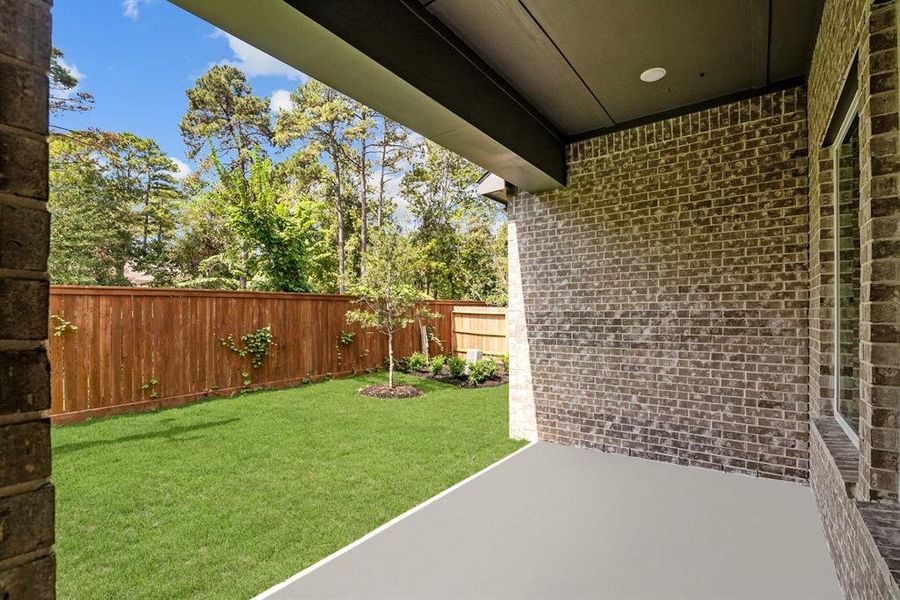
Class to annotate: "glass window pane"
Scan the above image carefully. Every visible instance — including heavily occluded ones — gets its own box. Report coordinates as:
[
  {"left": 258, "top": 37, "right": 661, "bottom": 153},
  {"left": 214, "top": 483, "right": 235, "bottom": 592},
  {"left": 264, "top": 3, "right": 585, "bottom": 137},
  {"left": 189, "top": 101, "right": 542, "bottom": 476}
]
[{"left": 836, "top": 117, "right": 860, "bottom": 433}]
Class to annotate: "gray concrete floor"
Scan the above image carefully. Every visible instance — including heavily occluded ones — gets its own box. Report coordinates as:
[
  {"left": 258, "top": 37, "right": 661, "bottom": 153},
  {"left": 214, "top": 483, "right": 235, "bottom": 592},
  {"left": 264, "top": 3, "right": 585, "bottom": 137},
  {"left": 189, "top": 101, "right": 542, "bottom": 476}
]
[{"left": 263, "top": 442, "right": 841, "bottom": 600}]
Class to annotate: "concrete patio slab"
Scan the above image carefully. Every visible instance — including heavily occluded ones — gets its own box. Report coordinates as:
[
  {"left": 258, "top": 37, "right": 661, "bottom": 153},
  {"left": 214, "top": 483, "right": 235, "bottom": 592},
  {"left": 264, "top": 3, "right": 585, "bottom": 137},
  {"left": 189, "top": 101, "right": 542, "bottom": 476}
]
[{"left": 261, "top": 442, "right": 841, "bottom": 600}]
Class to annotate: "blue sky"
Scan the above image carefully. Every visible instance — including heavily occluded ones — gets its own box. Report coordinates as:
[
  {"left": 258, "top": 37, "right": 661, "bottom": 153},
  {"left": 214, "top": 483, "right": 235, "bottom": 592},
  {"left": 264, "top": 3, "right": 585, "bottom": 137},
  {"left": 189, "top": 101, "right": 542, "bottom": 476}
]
[{"left": 52, "top": 0, "right": 310, "bottom": 178}]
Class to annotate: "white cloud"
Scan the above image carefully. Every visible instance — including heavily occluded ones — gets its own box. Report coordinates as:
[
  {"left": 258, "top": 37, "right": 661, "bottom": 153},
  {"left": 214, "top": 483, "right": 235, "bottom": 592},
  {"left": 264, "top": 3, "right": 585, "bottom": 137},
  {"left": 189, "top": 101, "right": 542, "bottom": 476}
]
[
  {"left": 54, "top": 58, "right": 84, "bottom": 98},
  {"left": 123, "top": 0, "right": 149, "bottom": 20},
  {"left": 170, "top": 157, "right": 192, "bottom": 180},
  {"left": 212, "top": 29, "right": 308, "bottom": 81},
  {"left": 270, "top": 89, "right": 294, "bottom": 113}
]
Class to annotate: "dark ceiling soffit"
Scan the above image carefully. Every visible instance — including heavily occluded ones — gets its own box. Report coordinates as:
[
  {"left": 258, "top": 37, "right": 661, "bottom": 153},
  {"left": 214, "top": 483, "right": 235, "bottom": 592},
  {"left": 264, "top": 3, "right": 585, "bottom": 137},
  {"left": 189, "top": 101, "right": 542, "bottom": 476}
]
[
  {"left": 284, "top": 0, "right": 566, "bottom": 185},
  {"left": 750, "top": 0, "right": 770, "bottom": 88},
  {"left": 514, "top": 0, "right": 614, "bottom": 125},
  {"left": 567, "top": 76, "right": 806, "bottom": 144}
]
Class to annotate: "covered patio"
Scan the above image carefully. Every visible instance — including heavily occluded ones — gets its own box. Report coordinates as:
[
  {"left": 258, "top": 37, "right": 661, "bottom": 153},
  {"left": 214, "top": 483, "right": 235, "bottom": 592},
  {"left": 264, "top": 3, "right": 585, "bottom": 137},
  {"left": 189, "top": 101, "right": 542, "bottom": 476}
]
[
  {"left": 261, "top": 442, "right": 840, "bottom": 599},
  {"left": 3, "top": 0, "right": 900, "bottom": 597}
]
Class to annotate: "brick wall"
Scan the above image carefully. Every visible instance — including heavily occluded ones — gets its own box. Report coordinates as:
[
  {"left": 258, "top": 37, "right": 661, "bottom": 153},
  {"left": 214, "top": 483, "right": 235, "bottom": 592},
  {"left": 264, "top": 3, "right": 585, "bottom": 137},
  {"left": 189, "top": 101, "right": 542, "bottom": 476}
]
[
  {"left": 806, "top": 0, "right": 900, "bottom": 502},
  {"left": 805, "top": 0, "right": 900, "bottom": 596},
  {"left": 811, "top": 421, "right": 899, "bottom": 599},
  {"left": 508, "top": 87, "right": 810, "bottom": 482},
  {"left": 0, "top": 0, "right": 55, "bottom": 598},
  {"left": 858, "top": 0, "right": 900, "bottom": 503}
]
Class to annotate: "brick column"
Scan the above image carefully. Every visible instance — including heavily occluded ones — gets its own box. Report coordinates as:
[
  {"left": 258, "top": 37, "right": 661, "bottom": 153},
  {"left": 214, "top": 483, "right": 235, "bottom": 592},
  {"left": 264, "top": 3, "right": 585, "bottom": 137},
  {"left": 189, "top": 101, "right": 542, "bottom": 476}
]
[
  {"left": 0, "top": 0, "right": 55, "bottom": 598},
  {"left": 858, "top": 0, "right": 900, "bottom": 503},
  {"left": 507, "top": 198, "right": 537, "bottom": 442}
]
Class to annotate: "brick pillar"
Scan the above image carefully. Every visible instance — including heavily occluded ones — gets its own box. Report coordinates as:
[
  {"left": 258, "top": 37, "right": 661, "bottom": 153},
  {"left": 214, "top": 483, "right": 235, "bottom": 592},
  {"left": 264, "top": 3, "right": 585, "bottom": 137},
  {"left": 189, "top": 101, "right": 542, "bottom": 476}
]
[
  {"left": 507, "top": 195, "right": 537, "bottom": 441},
  {"left": 858, "top": 0, "right": 900, "bottom": 502},
  {"left": 0, "top": 0, "right": 55, "bottom": 598}
]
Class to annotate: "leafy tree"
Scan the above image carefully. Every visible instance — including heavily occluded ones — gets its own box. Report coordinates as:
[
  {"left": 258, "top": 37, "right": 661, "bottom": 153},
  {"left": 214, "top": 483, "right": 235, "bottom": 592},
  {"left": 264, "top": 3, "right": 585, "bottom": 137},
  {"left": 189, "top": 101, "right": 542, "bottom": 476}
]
[
  {"left": 373, "top": 115, "right": 412, "bottom": 227},
  {"left": 402, "top": 139, "right": 482, "bottom": 234},
  {"left": 212, "top": 149, "right": 320, "bottom": 292},
  {"left": 345, "top": 101, "right": 378, "bottom": 275},
  {"left": 275, "top": 80, "right": 356, "bottom": 293},
  {"left": 105, "top": 133, "right": 182, "bottom": 282},
  {"left": 162, "top": 181, "right": 242, "bottom": 289},
  {"left": 48, "top": 131, "right": 184, "bottom": 285},
  {"left": 48, "top": 134, "right": 118, "bottom": 284},
  {"left": 50, "top": 47, "right": 94, "bottom": 115},
  {"left": 179, "top": 65, "right": 272, "bottom": 175},
  {"left": 48, "top": 59, "right": 509, "bottom": 303},
  {"left": 400, "top": 139, "right": 502, "bottom": 298},
  {"left": 180, "top": 65, "right": 274, "bottom": 289},
  {"left": 346, "top": 227, "right": 429, "bottom": 387}
]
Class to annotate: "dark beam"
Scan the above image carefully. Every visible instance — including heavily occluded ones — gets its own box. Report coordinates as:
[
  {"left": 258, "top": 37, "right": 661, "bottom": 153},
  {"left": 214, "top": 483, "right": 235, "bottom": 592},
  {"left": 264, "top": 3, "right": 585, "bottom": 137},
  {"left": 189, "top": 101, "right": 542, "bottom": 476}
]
[{"left": 170, "top": 0, "right": 567, "bottom": 191}]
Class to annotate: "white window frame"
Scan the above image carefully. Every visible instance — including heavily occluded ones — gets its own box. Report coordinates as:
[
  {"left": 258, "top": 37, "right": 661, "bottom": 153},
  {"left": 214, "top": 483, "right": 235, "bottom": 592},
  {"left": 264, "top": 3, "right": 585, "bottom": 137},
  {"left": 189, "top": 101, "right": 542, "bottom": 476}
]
[{"left": 832, "top": 91, "right": 861, "bottom": 448}]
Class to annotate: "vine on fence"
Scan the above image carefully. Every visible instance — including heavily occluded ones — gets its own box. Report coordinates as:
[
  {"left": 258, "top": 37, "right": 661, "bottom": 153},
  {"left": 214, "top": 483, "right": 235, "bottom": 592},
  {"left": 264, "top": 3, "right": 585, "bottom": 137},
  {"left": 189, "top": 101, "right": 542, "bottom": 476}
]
[
  {"left": 50, "top": 314, "right": 78, "bottom": 337},
  {"left": 141, "top": 378, "right": 159, "bottom": 400},
  {"left": 335, "top": 329, "right": 357, "bottom": 371},
  {"left": 221, "top": 326, "right": 276, "bottom": 369},
  {"left": 427, "top": 325, "right": 443, "bottom": 352}
]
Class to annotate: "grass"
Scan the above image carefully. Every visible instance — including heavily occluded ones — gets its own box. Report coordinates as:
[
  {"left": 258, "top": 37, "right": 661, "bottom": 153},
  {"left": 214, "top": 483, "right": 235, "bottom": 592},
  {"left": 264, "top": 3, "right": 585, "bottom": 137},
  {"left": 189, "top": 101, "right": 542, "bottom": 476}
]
[{"left": 53, "top": 373, "right": 524, "bottom": 599}]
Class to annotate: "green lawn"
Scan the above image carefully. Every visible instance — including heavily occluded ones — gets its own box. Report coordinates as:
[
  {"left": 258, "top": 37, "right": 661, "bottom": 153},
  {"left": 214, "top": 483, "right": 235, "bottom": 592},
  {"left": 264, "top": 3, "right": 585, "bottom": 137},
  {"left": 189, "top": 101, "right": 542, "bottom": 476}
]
[{"left": 53, "top": 374, "right": 523, "bottom": 599}]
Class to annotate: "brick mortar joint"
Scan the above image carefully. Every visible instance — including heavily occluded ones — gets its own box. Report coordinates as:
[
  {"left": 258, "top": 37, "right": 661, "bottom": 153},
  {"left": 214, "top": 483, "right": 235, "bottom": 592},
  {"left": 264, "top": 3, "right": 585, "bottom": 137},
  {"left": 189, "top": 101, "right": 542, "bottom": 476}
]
[
  {"left": 0, "top": 269, "right": 49, "bottom": 281},
  {"left": 0, "top": 52, "right": 50, "bottom": 76},
  {"left": 0, "top": 547, "right": 53, "bottom": 575},
  {"left": 0, "top": 194, "right": 49, "bottom": 210},
  {"left": 0, "top": 478, "right": 50, "bottom": 501},
  {"left": 0, "top": 121, "right": 48, "bottom": 142},
  {"left": 0, "top": 410, "right": 49, "bottom": 427}
]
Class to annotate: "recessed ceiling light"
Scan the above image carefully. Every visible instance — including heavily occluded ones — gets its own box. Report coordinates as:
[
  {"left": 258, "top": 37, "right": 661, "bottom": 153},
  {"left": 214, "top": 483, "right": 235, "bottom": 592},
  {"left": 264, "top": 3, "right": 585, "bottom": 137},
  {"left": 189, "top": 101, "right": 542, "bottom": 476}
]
[{"left": 640, "top": 67, "right": 667, "bottom": 83}]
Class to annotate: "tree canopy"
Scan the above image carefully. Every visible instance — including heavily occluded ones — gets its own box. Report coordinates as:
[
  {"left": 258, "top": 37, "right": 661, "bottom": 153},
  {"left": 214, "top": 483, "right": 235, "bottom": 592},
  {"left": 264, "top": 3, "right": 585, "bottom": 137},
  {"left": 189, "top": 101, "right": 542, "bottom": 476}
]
[{"left": 48, "top": 58, "right": 508, "bottom": 304}]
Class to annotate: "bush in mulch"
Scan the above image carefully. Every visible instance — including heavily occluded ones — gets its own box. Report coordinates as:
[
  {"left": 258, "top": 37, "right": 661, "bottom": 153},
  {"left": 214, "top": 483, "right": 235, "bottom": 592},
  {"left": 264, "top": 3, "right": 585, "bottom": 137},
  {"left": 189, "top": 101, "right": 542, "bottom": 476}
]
[
  {"left": 360, "top": 384, "right": 424, "bottom": 399},
  {"left": 403, "top": 354, "right": 509, "bottom": 388}
]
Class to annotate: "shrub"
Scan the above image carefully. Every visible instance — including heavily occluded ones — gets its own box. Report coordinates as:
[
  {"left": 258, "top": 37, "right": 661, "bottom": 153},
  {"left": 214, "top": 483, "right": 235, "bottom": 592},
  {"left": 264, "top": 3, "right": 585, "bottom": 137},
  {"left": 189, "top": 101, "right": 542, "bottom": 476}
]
[
  {"left": 389, "top": 356, "right": 410, "bottom": 373},
  {"left": 447, "top": 355, "right": 466, "bottom": 378},
  {"left": 429, "top": 354, "right": 446, "bottom": 376},
  {"left": 497, "top": 354, "right": 510, "bottom": 372},
  {"left": 468, "top": 358, "right": 499, "bottom": 384},
  {"left": 407, "top": 351, "right": 428, "bottom": 372}
]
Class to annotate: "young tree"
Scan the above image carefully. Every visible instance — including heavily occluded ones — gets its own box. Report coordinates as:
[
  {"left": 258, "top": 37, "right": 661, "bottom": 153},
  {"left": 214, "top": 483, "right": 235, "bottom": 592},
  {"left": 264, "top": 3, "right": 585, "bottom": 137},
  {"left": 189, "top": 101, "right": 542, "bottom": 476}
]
[{"left": 346, "top": 227, "right": 429, "bottom": 387}]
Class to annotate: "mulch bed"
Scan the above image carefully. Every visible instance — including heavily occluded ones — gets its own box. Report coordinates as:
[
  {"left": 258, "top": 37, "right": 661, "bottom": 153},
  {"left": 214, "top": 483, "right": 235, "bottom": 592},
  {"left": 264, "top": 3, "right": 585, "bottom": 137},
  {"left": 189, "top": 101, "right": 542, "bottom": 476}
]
[
  {"left": 404, "top": 370, "right": 509, "bottom": 388},
  {"left": 360, "top": 384, "right": 424, "bottom": 399}
]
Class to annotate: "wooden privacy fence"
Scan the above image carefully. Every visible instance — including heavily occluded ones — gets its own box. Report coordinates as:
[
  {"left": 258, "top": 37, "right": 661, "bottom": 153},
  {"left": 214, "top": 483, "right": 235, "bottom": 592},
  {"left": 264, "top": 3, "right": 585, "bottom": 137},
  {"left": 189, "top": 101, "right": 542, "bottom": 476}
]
[
  {"left": 452, "top": 306, "right": 507, "bottom": 358},
  {"left": 48, "top": 286, "right": 483, "bottom": 424}
]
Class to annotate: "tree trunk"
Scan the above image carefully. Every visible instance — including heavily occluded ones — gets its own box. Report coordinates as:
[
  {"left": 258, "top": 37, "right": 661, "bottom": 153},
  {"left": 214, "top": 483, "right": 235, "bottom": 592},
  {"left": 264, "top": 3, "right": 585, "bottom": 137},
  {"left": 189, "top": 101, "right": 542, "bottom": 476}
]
[
  {"left": 419, "top": 323, "right": 429, "bottom": 360},
  {"left": 336, "top": 205, "right": 345, "bottom": 294},
  {"left": 333, "top": 146, "right": 346, "bottom": 294},
  {"left": 377, "top": 138, "right": 387, "bottom": 227},
  {"left": 387, "top": 330, "right": 394, "bottom": 388},
  {"left": 142, "top": 214, "right": 149, "bottom": 253},
  {"left": 240, "top": 249, "right": 248, "bottom": 289},
  {"left": 359, "top": 139, "right": 368, "bottom": 277}
]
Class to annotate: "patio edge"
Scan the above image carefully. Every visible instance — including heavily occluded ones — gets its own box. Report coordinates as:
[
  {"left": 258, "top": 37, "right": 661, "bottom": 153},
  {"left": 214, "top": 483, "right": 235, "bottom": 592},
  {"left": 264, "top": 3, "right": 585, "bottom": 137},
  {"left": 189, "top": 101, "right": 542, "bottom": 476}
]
[{"left": 251, "top": 440, "right": 537, "bottom": 600}]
